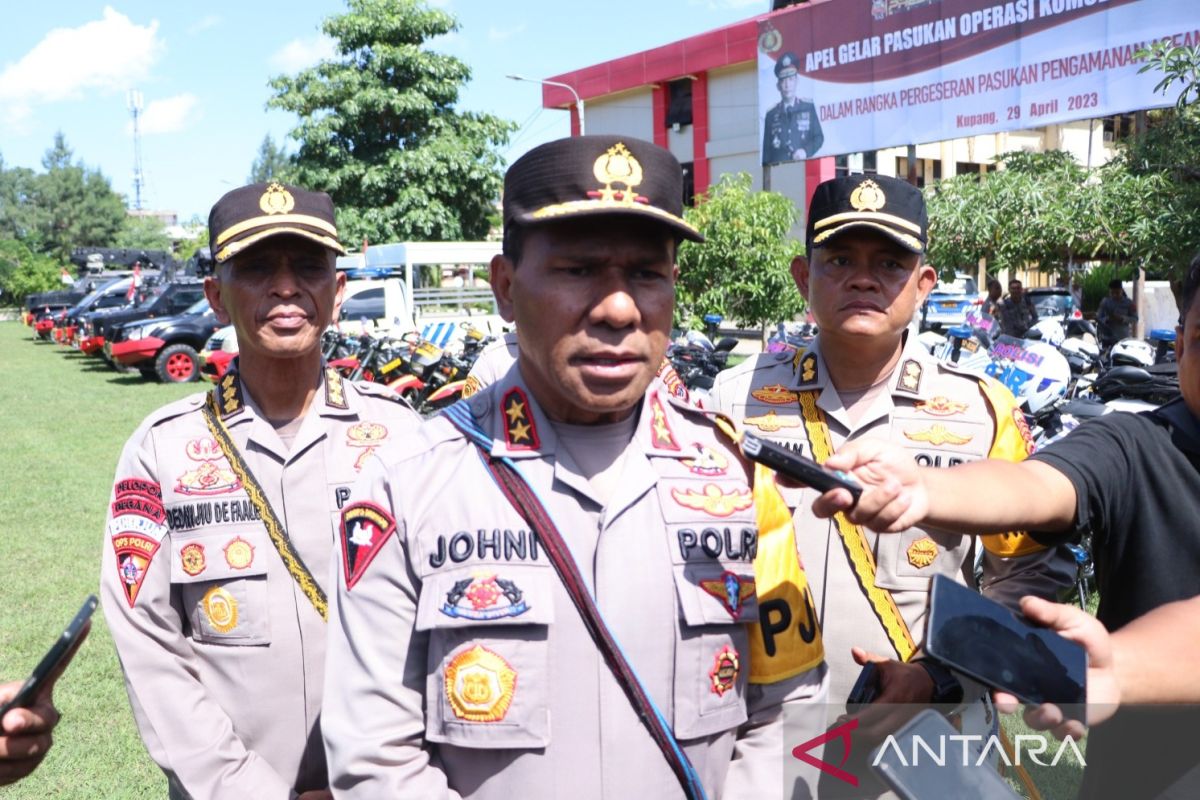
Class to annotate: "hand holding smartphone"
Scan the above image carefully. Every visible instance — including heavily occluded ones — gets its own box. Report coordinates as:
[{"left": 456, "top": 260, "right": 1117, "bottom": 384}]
[
  {"left": 740, "top": 432, "right": 863, "bottom": 504},
  {"left": 0, "top": 595, "right": 96, "bottom": 720}
]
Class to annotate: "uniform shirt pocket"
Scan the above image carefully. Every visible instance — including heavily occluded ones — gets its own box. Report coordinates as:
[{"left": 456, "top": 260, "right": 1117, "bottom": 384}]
[
  {"left": 170, "top": 529, "right": 271, "bottom": 645},
  {"left": 671, "top": 568, "right": 751, "bottom": 740},
  {"left": 418, "top": 566, "right": 553, "bottom": 749},
  {"left": 874, "top": 528, "right": 970, "bottom": 592}
]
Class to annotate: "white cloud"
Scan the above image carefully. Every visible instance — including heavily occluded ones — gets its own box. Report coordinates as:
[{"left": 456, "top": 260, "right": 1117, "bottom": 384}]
[
  {"left": 131, "top": 93, "right": 199, "bottom": 135},
  {"left": 187, "top": 14, "right": 221, "bottom": 35},
  {"left": 488, "top": 23, "right": 526, "bottom": 42},
  {"left": 0, "top": 7, "right": 162, "bottom": 126},
  {"left": 269, "top": 34, "right": 337, "bottom": 74}
]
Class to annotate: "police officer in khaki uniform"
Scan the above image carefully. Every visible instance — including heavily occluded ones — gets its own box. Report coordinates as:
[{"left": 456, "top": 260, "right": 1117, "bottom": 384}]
[
  {"left": 762, "top": 52, "right": 824, "bottom": 165},
  {"left": 324, "top": 136, "right": 828, "bottom": 799},
  {"left": 100, "top": 182, "right": 420, "bottom": 799},
  {"left": 709, "top": 175, "right": 1073, "bottom": 728}
]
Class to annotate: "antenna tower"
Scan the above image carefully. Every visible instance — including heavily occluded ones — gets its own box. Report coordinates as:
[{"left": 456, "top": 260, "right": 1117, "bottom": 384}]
[{"left": 127, "top": 89, "right": 145, "bottom": 210}]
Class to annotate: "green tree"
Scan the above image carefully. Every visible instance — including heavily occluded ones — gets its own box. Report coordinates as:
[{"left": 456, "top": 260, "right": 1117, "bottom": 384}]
[
  {"left": 676, "top": 173, "right": 806, "bottom": 338},
  {"left": 267, "top": 0, "right": 514, "bottom": 244},
  {"left": 247, "top": 134, "right": 294, "bottom": 184},
  {"left": 0, "top": 155, "right": 40, "bottom": 245},
  {"left": 27, "top": 133, "right": 127, "bottom": 262},
  {"left": 0, "top": 238, "right": 59, "bottom": 306},
  {"left": 116, "top": 214, "right": 172, "bottom": 251}
]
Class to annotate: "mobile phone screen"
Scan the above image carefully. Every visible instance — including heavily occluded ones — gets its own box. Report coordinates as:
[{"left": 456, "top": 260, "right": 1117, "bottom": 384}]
[
  {"left": 925, "top": 575, "right": 1086, "bottom": 710},
  {"left": 0, "top": 595, "right": 97, "bottom": 717},
  {"left": 872, "top": 709, "right": 1019, "bottom": 800}
]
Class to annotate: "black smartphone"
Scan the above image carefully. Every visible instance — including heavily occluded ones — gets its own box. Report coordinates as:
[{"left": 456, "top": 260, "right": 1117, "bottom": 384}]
[
  {"left": 925, "top": 575, "right": 1086, "bottom": 715},
  {"left": 846, "top": 662, "right": 879, "bottom": 709},
  {"left": 740, "top": 432, "right": 863, "bottom": 503},
  {"left": 871, "top": 709, "right": 1019, "bottom": 800},
  {"left": 0, "top": 595, "right": 96, "bottom": 718}
]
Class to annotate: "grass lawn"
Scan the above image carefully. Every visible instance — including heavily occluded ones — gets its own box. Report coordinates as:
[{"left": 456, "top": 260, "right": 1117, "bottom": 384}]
[{"left": 0, "top": 321, "right": 197, "bottom": 798}]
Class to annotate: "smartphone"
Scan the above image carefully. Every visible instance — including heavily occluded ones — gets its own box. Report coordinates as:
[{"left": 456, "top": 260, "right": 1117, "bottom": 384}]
[
  {"left": 925, "top": 575, "right": 1086, "bottom": 715},
  {"left": 0, "top": 595, "right": 96, "bottom": 718},
  {"left": 740, "top": 432, "right": 863, "bottom": 503},
  {"left": 846, "top": 662, "right": 879, "bottom": 709},
  {"left": 871, "top": 709, "right": 1019, "bottom": 800}
]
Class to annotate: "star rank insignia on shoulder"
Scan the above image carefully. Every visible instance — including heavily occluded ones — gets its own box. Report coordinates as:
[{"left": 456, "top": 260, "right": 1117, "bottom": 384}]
[
  {"left": 502, "top": 387, "right": 539, "bottom": 450},
  {"left": 648, "top": 392, "right": 680, "bottom": 450},
  {"left": 897, "top": 358, "right": 923, "bottom": 394},
  {"left": 325, "top": 367, "right": 349, "bottom": 409},
  {"left": 213, "top": 372, "right": 244, "bottom": 419},
  {"left": 793, "top": 351, "right": 818, "bottom": 385}
]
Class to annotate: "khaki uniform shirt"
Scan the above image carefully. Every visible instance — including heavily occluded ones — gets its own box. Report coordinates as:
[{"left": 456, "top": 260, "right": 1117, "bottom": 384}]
[
  {"left": 709, "top": 335, "right": 1074, "bottom": 701},
  {"left": 100, "top": 365, "right": 420, "bottom": 799},
  {"left": 324, "top": 368, "right": 827, "bottom": 799}
]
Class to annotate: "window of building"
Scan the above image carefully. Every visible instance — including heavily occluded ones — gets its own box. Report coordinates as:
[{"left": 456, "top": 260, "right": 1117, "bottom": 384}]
[
  {"left": 680, "top": 161, "right": 696, "bottom": 207},
  {"left": 665, "top": 79, "right": 693, "bottom": 129},
  {"left": 1102, "top": 113, "right": 1136, "bottom": 143},
  {"left": 834, "top": 151, "right": 878, "bottom": 176},
  {"left": 956, "top": 162, "right": 984, "bottom": 176}
]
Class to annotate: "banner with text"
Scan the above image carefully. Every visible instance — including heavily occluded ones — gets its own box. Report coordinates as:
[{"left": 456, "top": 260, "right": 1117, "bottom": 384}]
[{"left": 757, "top": 0, "right": 1198, "bottom": 164}]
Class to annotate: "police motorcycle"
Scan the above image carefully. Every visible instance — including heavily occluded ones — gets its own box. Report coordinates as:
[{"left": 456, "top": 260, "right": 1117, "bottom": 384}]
[
  {"left": 385, "top": 324, "right": 493, "bottom": 415},
  {"left": 766, "top": 320, "right": 817, "bottom": 355},
  {"left": 666, "top": 329, "right": 738, "bottom": 400}
]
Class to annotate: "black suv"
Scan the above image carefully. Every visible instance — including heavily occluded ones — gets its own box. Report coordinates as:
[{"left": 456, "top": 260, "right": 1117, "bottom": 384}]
[
  {"left": 107, "top": 298, "right": 222, "bottom": 382},
  {"left": 81, "top": 279, "right": 207, "bottom": 357}
]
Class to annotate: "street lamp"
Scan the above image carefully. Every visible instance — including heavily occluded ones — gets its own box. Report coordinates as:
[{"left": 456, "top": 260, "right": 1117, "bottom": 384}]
[{"left": 506, "top": 74, "right": 585, "bottom": 136}]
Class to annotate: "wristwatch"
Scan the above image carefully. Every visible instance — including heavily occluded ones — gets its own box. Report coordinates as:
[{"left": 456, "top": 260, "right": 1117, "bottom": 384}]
[{"left": 916, "top": 659, "right": 964, "bottom": 705}]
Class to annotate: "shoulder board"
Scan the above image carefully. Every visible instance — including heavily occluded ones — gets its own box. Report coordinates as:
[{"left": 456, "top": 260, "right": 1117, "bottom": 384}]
[
  {"left": 141, "top": 392, "right": 207, "bottom": 428},
  {"left": 352, "top": 379, "right": 417, "bottom": 411}
]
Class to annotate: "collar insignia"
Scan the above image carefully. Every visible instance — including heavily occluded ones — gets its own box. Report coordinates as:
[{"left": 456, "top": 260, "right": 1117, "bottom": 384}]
[
  {"left": 915, "top": 396, "right": 968, "bottom": 417},
  {"left": 744, "top": 411, "right": 801, "bottom": 433},
  {"left": 656, "top": 358, "right": 689, "bottom": 401},
  {"left": 709, "top": 645, "right": 741, "bottom": 696},
  {"left": 214, "top": 372, "right": 244, "bottom": 419},
  {"left": 590, "top": 143, "right": 648, "bottom": 206},
  {"left": 897, "top": 359, "right": 922, "bottom": 393},
  {"left": 325, "top": 367, "right": 348, "bottom": 409},
  {"left": 903, "top": 424, "right": 972, "bottom": 447},
  {"left": 850, "top": 179, "right": 886, "bottom": 212},
  {"left": 751, "top": 383, "right": 800, "bottom": 405},
  {"left": 671, "top": 483, "right": 753, "bottom": 517},
  {"left": 259, "top": 182, "right": 295, "bottom": 215},
  {"left": 906, "top": 536, "right": 938, "bottom": 568},
  {"left": 794, "top": 351, "right": 818, "bottom": 384},
  {"left": 502, "top": 388, "right": 539, "bottom": 450},
  {"left": 649, "top": 393, "right": 680, "bottom": 451},
  {"left": 682, "top": 444, "right": 729, "bottom": 476},
  {"left": 700, "top": 572, "right": 756, "bottom": 619}
]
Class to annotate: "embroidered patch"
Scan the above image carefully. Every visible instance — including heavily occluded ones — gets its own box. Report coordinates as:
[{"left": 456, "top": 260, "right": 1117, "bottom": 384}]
[
  {"left": 751, "top": 384, "right": 800, "bottom": 405},
  {"left": 502, "top": 388, "right": 539, "bottom": 450},
  {"left": 216, "top": 372, "right": 244, "bottom": 418},
  {"left": 113, "top": 477, "right": 163, "bottom": 502},
  {"left": 325, "top": 367, "right": 348, "bottom": 409},
  {"left": 915, "top": 396, "right": 969, "bottom": 417},
  {"left": 460, "top": 374, "right": 483, "bottom": 399},
  {"left": 903, "top": 424, "right": 973, "bottom": 447},
  {"left": 110, "top": 494, "right": 167, "bottom": 525},
  {"left": 180, "top": 543, "right": 207, "bottom": 576},
  {"left": 898, "top": 359, "right": 923, "bottom": 393},
  {"left": 341, "top": 502, "right": 397, "bottom": 590},
  {"left": 346, "top": 421, "right": 389, "bottom": 471},
  {"left": 682, "top": 444, "right": 729, "bottom": 476},
  {"left": 202, "top": 586, "right": 238, "bottom": 633},
  {"left": 112, "top": 532, "right": 160, "bottom": 608},
  {"left": 671, "top": 483, "right": 753, "bottom": 517},
  {"left": 1013, "top": 409, "right": 1037, "bottom": 455},
  {"left": 175, "top": 437, "right": 241, "bottom": 496},
  {"left": 906, "top": 537, "right": 938, "bottom": 568},
  {"left": 700, "top": 572, "right": 757, "bottom": 618},
  {"left": 444, "top": 645, "right": 517, "bottom": 722},
  {"left": 743, "top": 411, "right": 801, "bottom": 433},
  {"left": 709, "top": 646, "right": 741, "bottom": 696},
  {"left": 224, "top": 536, "right": 255, "bottom": 570},
  {"left": 649, "top": 393, "right": 680, "bottom": 450},
  {"left": 440, "top": 573, "right": 530, "bottom": 621},
  {"left": 794, "top": 351, "right": 818, "bottom": 384},
  {"left": 656, "top": 358, "right": 689, "bottom": 401}
]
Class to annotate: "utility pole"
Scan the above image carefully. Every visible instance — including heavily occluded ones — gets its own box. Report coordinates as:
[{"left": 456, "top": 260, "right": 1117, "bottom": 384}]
[{"left": 128, "top": 89, "right": 145, "bottom": 211}]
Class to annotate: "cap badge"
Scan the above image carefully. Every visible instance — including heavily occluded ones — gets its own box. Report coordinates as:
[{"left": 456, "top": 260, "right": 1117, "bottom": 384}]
[
  {"left": 849, "top": 179, "right": 886, "bottom": 213},
  {"left": 590, "top": 143, "right": 647, "bottom": 206},
  {"left": 258, "top": 182, "right": 296, "bottom": 216}
]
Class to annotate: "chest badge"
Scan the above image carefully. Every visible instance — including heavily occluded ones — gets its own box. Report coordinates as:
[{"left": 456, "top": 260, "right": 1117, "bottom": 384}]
[
  {"left": 671, "top": 484, "right": 753, "bottom": 517},
  {"left": 175, "top": 437, "right": 240, "bottom": 496},
  {"left": 201, "top": 586, "right": 238, "bottom": 633},
  {"left": 180, "top": 543, "right": 207, "bottom": 576},
  {"left": 903, "top": 424, "right": 972, "bottom": 447},
  {"left": 744, "top": 411, "right": 801, "bottom": 433},
  {"left": 346, "top": 421, "right": 390, "bottom": 471},
  {"left": 751, "top": 384, "right": 799, "bottom": 405},
  {"left": 906, "top": 537, "right": 939, "bottom": 568},
  {"left": 700, "top": 572, "right": 756, "bottom": 618},
  {"left": 445, "top": 645, "right": 517, "bottom": 723},
  {"left": 441, "top": 573, "right": 530, "bottom": 621},
  {"left": 682, "top": 444, "right": 729, "bottom": 476},
  {"left": 224, "top": 536, "right": 255, "bottom": 570},
  {"left": 915, "top": 396, "right": 968, "bottom": 417},
  {"left": 709, "top": 646, "right": 741, "bottom": 696}
]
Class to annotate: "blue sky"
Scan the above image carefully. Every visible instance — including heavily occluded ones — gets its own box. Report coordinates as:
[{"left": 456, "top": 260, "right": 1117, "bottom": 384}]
[{"left": 0, "top": 1, "right": 765, "bottom": 223}]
